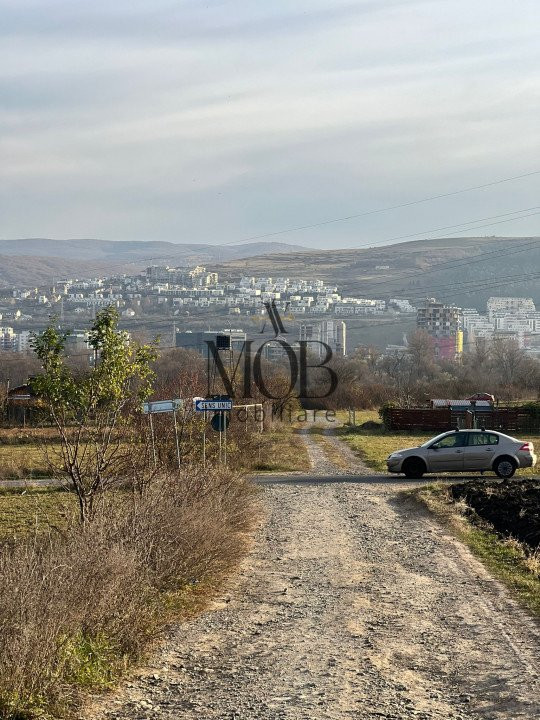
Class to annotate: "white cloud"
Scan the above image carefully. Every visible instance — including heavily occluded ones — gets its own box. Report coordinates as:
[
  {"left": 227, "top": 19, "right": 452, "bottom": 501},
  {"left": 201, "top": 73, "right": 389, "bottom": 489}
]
[{"left": 1, "top": 0, "right": 540, "bottom": 246}]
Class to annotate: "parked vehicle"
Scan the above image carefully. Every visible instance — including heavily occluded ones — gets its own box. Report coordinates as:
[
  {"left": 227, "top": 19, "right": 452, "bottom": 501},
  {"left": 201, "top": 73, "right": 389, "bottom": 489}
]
[{"left": 386, "top": 429, "right": 537, "bottom": 479}]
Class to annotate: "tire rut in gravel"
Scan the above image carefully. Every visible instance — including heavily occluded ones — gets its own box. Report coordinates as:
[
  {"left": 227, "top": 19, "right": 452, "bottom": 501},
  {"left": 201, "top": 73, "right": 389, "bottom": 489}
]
[{"left": 87, "top": 431, "right": 540, "bottom": 720}]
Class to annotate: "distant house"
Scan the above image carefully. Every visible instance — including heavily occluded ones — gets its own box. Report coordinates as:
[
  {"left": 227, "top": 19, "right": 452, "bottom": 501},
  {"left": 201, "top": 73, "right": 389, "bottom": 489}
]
[
  {"left": 6, "top": 383, "right": 40, "bottom": 425},
  {"left": 430, "top": 399, "right": 492, "bottom": 410}
]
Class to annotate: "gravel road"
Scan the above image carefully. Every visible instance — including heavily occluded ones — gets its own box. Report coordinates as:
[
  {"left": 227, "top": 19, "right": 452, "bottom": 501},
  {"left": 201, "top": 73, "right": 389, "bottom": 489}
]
[{"left": 88, "top": 430, "right": 540, "bottom": 720}]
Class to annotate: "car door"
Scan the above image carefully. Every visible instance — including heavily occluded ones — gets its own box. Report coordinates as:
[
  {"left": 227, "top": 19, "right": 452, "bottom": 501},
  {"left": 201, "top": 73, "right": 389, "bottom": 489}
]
[
  {"left": 462, "top": 432, "right": 500, "bottom": 471},
  {"left": 426, "top": 432, "right": 466, "bottom": 472}
]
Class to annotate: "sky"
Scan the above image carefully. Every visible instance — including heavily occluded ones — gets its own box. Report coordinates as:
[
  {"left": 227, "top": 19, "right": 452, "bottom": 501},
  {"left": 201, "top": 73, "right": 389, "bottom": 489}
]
[{"left": 1, "top": 0, "right": 540, "bottom": 249}]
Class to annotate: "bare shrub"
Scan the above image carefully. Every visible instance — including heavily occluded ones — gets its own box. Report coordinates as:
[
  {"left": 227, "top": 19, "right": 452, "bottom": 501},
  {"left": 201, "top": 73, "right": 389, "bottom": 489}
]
[{"left": 0, "top": 467, "right": 258, "bottom": 718}]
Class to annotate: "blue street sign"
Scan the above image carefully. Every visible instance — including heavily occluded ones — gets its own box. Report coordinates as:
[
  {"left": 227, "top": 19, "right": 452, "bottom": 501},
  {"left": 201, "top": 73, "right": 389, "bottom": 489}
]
[
  {"left": 211, "top": 412, "right": 230, "bottom": 432},
  {"left": 194, "top": 397, "right": 233, "bottom": 412}
]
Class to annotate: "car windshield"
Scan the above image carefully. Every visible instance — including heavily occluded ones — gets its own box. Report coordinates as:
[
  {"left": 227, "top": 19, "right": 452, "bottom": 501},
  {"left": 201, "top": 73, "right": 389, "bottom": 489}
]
[{"left": 420, "top": 431, "right": 457, "bottom": 448}]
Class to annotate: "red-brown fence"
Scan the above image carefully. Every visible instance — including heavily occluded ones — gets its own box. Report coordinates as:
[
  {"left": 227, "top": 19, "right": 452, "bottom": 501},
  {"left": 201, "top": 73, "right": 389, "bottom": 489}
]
[
  {"left": 384, "top": 408, "right": 452, "bottom": 432},
  {"left": 384, "top": 407, "right": 540, "bottom": 433}
]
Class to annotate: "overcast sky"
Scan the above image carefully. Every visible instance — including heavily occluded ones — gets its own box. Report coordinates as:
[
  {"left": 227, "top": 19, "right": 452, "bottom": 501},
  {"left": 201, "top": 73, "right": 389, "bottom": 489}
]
[{"left": 1, "top": 0, "right": 540, "bottom": 249}]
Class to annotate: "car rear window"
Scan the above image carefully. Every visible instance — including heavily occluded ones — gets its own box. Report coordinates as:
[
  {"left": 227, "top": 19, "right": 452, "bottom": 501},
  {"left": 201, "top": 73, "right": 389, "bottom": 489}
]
[{"left": 468, "top": 433, "right": 499, "bottom": 446}]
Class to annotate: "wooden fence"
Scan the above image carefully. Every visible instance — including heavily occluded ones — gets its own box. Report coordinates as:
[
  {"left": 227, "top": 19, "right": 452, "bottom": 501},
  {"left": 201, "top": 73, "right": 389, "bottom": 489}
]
[{"left": 383, "top": 407, "right": 540, "bottom": 433}]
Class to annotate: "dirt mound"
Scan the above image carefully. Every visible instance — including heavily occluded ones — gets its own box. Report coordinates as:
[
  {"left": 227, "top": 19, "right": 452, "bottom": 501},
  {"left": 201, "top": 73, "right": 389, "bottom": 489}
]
[
  {"left": 359, "top": 420, "right": 383, "bottom": 430},
  {"left": 450, "top": 478, "right": 540, "bottom": 548}
]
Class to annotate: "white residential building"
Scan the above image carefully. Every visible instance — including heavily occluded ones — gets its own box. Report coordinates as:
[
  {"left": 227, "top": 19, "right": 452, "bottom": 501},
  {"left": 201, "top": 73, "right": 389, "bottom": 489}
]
[
  {"left": 299, "top": 320, "right": 347, "bottom": 356},
  {"left": 487, "top": 297, "right": 536, "bottom": 320}
]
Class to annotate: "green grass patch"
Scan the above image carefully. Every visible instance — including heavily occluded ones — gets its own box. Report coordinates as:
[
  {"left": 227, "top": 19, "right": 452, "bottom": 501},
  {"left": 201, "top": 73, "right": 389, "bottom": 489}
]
[
  {"left": 61, "top": 633, "right": 122, "bottom": 689},
  {"left": 415, "top": 483, "right": 540, "bottom": 617},
  {"left": 0, "top": 487, "right": 75, "bottom": 540},
  {"left": 336, "top": 409, "right": 380, "bottom": 426},
  {"left": 250, "top": 425, "right": 310, "bottom": 472},
  {"left": 340, "top": 429, "right": 431, "bottom": 472},
  {"left": 339, "top": 420, "right": 540, "bottom": 477},
  {"left": 0, "top": 444, "right": 55, "bottom": 480}
]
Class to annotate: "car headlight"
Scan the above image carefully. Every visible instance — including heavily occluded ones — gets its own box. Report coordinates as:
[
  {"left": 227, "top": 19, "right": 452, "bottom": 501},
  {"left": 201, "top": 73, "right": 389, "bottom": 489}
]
[{"left": 388, "top": 453, "right": 403, "bottom": 460}]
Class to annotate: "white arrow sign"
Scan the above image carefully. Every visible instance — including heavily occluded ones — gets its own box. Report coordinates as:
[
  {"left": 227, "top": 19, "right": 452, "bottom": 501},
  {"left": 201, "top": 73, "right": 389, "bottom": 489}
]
[{"left": 194, "top": 398, "right": 233, "bottom": 412}]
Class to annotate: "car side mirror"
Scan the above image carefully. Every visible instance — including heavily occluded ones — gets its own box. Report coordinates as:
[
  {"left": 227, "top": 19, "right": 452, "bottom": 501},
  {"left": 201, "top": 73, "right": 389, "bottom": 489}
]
[{"left": 430, "top": 446, "right": 438, "bottom": 451}]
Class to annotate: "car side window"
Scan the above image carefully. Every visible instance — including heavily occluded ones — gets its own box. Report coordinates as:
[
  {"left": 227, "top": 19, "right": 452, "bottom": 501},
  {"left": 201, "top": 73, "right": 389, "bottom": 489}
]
[
  {"left": 468, "top": 433, "right": 499, "bottom": 446},
  {"left": 431, "top": 433, "right": 466, "bottom": 449}
]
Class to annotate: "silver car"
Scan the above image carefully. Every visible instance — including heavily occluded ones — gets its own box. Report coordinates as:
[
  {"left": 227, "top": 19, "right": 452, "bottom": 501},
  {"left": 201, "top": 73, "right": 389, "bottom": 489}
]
[{"left": 387, "top": 429, "right": 537, "bottom": 479}]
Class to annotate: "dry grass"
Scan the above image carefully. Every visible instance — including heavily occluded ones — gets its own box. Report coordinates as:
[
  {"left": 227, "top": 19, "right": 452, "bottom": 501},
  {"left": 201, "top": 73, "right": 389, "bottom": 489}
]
[
  {"left": 248, "top": 425, "right": 311, "bottom": 472},
  {"left": 0, "top": 468, "right": 259, "bottom": 719},
  {"left": 0, "top": 488, "right": 75, "bottom": 540},
  {"left": 0, "top": 425, "right": 308, "bottom": 481},
  {"left": 0, "top": 445, "right": 53, "bottom": 479},
  {"left": 0, "top": 428, "right": 61, "bottom": 445},
  {"left": 309, "top": 431, "right": 350, "bottom": 469},
  {"left": 339, "top": 418, "right": 540, "bottom": 478}
]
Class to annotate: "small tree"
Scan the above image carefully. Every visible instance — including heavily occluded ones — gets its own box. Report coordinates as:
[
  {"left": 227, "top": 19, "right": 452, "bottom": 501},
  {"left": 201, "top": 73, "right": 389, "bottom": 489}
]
[{"left": 31, "top": 308, "right": 157, "bottom": 523}]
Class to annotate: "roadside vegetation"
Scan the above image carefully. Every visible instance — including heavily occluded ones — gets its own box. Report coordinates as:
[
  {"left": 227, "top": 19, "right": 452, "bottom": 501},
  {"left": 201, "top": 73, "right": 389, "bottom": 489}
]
[
  {"left": 336, "top": 410, "right": 540, "bottom": 477},
  {"left": 0, "top": 310, "right": 261, "bottom": 719},
  {"left": 312, "top": 330, "right": 540, "bottom": 410},
  {"left": 0, "top": 421, "right": 309, "bottom": 480},
  {"left": 251, "top": 425, "right": 310, "bottom": 472},
  {"left": 415, "top": 482, "right": 540, "bottom": 617},
  {"left": 0, "top": 468, "right": 257, "bottom": 718}
]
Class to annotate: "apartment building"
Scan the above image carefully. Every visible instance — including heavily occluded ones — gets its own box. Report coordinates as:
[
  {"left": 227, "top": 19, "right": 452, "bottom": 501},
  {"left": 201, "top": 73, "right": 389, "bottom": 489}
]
[
  {"left": 299, "top": 320, "right": 346, "bottom": 357},
  {"left": 487, "top": 296, "right": 536, "bottom": 320},
  {"left": 417, "top": 299, "right": 462, "bottom": 359}
]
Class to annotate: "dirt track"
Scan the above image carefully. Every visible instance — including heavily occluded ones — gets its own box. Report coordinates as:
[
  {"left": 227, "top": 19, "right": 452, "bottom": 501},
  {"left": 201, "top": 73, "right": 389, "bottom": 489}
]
[{"left": 89, "top": 431, "right": 540, "bottom": 720}]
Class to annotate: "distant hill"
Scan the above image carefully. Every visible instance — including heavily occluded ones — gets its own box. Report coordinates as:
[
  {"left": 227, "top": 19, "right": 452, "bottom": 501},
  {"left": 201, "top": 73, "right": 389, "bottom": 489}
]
[
  {"left": 2, "top": 236, "right": 539, "bottom": 309},
  {"left": 0, "top": 239, "right": 305, "bottom": 287},
  {"left": 218, "top": 236, "right": 540, "bottom": 309},
  {"left": 0, "top": 254, "right": 113, "bottom": 288},
  {"left": 0, "top": 239, "right": 305, "bottom": 263}
]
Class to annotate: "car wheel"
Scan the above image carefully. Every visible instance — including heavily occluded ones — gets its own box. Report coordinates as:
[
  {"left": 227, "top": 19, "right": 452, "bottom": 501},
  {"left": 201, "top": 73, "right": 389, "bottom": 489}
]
[
  {"left": 402, "top": 457, "right": 425, "bottom": 479},
  {"left": 494, "top": 456, "right": 516, "bottom": 479}
]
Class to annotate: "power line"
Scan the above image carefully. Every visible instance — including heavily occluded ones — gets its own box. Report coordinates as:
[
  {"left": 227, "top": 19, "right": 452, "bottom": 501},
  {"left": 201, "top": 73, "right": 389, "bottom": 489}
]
[
  {"left": 46, "top": 249, "right": 540, "bottom": 347},
  {"left": 218, "top": 169, "right": 540, "bottom": 246},
  {"left": 359, "top": 237, "right": 540, "bottom": 292},
  {"left": 345, "top": 251, "right": 540, "bottom": 297},
  {"left": 345, "top": 207, "right": 540, "bottom": 250},
  {"left": 11, "top": 200, "right": 540, "bottom": 292},
  {"left": 347, "top": 271, "right": 540, "bottom": 302},
  {"left": 338, "top": 216, "right": 540, "bottom": 297}
]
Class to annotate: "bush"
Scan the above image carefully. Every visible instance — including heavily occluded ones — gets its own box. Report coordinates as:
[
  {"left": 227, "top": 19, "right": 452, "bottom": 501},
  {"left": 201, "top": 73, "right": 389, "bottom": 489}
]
[{"left": 0, "top": 467, "right": 258, "bottom": 718}]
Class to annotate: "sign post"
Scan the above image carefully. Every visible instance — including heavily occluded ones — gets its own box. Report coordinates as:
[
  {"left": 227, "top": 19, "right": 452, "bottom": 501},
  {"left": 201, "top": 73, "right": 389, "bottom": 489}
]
[
  {"left": 194, "top": 398, "right": 233, "bottom": 412},
  {"left": 194, "top": 397, "right": 233, "bottom": 465},
  {"left": 203, "top": 409, "right": 207, "bottom": 468},
  {"left": 142, "top": 399, "right": 184, "bottom": 469},
  {"left": 148, "top": 414, "right": 157, "bottom": 468},
  {"left": 172, "top": 409, "right": 181, "bottom": 469},
  {"left": 224, "top": 410, "right": 227, "bottom": 466}
]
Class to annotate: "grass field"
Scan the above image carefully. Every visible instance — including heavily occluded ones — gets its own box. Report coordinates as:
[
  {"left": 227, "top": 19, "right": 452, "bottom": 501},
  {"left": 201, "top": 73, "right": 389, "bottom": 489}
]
[
  {"left": 0, "top": 444, "right": 55, "bottom": 479},
  {"left": 0, "top": 421, "right": 311, "bottom": 479},
  {"left": 338, "top": 411, "right": 540, "bottom": 477},
  {"left": 0, "top": 422, "right": 309, "bottom": 546},
  {"left": 0, "top": 487, "right": 75, "bottom": 539}
]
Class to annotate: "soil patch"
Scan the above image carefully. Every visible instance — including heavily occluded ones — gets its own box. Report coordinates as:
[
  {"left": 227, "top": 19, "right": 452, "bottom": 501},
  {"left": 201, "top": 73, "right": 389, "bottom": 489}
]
[{"left": 450, "top": 478, "right": 540, "bottom": 548}]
